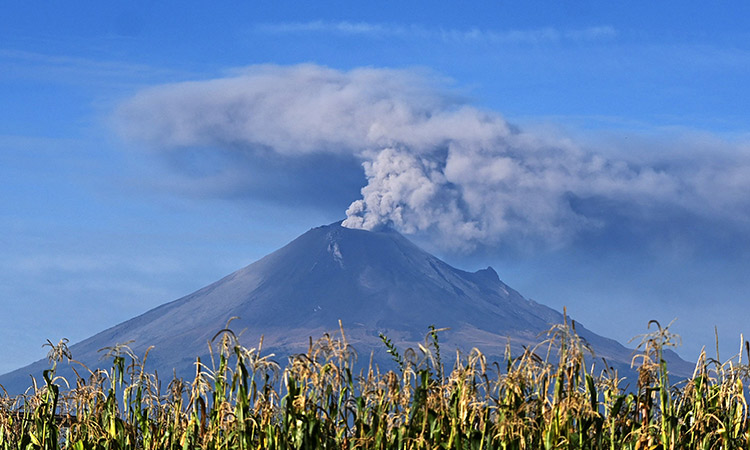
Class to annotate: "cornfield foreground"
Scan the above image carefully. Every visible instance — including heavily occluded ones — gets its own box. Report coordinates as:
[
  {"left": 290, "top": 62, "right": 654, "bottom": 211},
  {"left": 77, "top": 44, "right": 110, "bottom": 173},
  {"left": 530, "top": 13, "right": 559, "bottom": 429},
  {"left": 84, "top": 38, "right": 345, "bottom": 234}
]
[{"left": 2, "top": 319, "right": 750, "bottom": 449}]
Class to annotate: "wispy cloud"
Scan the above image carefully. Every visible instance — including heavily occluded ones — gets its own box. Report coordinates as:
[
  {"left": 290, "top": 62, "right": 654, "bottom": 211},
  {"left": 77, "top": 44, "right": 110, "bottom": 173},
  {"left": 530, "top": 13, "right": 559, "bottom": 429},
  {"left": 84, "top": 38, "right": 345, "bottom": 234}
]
[
  {"left": 254, "top": 21, "right": 617, "bottom": 44},
  {"left": 0, "top": 48, "right": 184, "bottom": 86}
]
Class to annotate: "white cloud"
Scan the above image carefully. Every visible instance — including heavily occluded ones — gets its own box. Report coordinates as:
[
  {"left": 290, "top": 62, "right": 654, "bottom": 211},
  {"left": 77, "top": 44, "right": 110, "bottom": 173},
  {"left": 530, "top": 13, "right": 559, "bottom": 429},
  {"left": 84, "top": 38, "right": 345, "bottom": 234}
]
[
  {"left": 253, "top": 21, "right": 616, "bottom": 44},
  {"left": 115, "top": 64, "right": 750, "bottom": 251}
]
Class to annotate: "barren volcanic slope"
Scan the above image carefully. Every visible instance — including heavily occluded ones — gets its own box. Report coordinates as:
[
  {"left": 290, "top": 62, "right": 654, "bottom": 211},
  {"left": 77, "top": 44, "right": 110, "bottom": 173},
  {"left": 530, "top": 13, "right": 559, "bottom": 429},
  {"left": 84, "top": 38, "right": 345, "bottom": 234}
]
[{"left": 0, "top": 222, "right": 693, "bottom": 394}]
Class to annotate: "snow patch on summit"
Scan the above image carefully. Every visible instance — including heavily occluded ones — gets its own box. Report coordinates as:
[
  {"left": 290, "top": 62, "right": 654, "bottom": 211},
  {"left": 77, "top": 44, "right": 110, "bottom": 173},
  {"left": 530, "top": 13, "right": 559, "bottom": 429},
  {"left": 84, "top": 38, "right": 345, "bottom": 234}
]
[{"left": 326, "top": 232, "right": 344, "bottom": 267}]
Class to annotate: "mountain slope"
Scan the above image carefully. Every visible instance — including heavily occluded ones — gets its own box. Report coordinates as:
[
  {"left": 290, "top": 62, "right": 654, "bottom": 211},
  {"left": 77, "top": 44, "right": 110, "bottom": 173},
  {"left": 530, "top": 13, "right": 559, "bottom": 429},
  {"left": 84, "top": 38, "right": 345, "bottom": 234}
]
[{"left": 0, "top": 222, "right": 693, "bottom": 393}]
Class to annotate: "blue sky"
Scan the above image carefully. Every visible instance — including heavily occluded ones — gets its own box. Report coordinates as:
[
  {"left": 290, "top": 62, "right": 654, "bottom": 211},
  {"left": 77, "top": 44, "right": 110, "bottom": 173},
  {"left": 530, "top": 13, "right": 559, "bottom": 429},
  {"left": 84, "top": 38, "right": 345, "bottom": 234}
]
[{"left": 2, "top": 1, "right": 750, "bottom": 374}]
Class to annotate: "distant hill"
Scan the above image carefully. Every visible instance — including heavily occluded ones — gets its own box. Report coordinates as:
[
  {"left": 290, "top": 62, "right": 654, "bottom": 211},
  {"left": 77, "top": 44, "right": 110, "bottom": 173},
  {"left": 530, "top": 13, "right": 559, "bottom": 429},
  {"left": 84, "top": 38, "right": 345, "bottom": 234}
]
[{"left": 0, "top": 222, "right": 694, "bottom": 394}]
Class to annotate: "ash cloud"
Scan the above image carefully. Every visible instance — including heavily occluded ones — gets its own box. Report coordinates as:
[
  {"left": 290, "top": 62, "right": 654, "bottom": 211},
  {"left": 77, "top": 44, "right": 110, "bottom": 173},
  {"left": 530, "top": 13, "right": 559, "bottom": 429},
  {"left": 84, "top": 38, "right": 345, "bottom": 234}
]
[{"left": 115, "top": 64, "right": 750, "bottom": 251}]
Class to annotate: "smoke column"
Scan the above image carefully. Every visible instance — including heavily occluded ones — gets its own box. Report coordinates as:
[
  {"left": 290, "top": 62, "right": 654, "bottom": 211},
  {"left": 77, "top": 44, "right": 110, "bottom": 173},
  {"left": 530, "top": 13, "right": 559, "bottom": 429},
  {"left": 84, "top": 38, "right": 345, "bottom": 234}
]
[{"left": 116, "top": 64, "right": 750, "bottom": 250}]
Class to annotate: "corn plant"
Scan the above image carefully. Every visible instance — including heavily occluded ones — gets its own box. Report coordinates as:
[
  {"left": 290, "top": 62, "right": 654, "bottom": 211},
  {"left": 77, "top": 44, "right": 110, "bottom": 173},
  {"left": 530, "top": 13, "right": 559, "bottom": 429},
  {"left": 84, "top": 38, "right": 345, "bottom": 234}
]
[{"left": 3, "top": 318, "right": 750, "bottom": 449}]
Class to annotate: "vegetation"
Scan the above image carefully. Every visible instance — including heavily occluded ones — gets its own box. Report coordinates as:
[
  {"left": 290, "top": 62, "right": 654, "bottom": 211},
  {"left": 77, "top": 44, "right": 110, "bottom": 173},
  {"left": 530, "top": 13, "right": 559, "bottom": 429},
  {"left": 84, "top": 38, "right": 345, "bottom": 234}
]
[{"left": 2, "top": 318, "right": 750, "bottom": 449}]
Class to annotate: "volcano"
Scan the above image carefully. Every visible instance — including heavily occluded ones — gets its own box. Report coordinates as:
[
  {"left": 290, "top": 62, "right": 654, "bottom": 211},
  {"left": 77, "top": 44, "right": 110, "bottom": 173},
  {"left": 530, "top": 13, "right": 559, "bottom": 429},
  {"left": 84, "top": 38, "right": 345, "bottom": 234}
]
[{"left": 0, "top": 222, "right": 693, "bottom": 393}]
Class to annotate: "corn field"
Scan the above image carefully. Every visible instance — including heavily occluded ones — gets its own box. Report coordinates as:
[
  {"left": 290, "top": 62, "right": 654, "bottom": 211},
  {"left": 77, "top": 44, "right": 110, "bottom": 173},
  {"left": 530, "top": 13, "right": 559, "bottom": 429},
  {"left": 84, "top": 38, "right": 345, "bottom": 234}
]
[{"left": 2, "top": 318, "right": 749, "bottom": 449}]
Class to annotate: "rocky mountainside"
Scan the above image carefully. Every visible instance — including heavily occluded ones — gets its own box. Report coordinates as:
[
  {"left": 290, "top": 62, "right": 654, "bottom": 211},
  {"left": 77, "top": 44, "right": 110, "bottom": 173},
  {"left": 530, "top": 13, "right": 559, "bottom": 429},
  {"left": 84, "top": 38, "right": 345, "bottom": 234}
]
[{"left": 0, "top": 222, "right": 693, "bottom": 394}]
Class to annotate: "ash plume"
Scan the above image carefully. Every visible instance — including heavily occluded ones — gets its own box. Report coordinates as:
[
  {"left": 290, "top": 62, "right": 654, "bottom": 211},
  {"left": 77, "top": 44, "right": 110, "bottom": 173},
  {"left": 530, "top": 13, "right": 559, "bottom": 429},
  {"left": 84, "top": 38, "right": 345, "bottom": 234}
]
[{"left": 115, "top": 64, "right": 750, "bottom": 251}]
